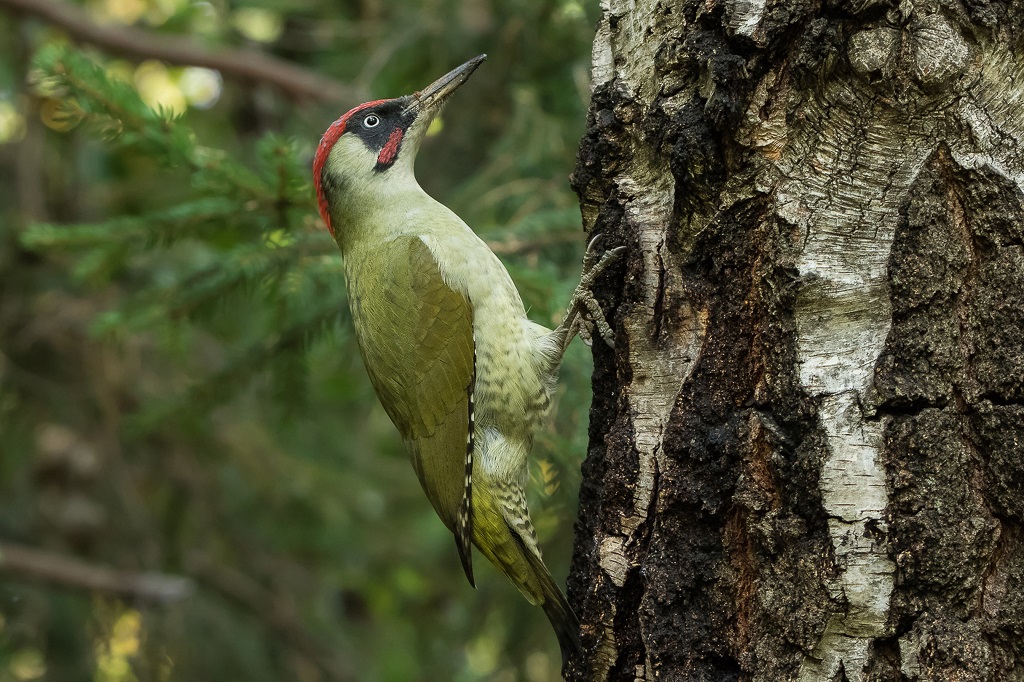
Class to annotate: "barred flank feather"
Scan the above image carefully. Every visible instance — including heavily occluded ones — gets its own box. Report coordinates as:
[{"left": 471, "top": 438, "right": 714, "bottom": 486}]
[{"left": 456, "top": 344, "right": 477, "bottom": 586}]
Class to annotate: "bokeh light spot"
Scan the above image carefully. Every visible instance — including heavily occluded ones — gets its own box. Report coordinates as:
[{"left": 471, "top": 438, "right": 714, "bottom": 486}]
[
  {"left": 95, "top": 609, "right": 142, "bottom": 682},
  {"left": 0, "top": 98, "right": 26, "bottom": 143},
  {"left": 134, "top": 60, "right": 186, "bottom": 114},
  {"left": 180, "top": 67, "right": 222, "bottom": 109},
  {"left": 9, "top": 648, "right": 46, "bottom": 680},
  {"left": 103, "top": 0, "right": 145, "bottom": 24},
  {"left": 231, "top": 7, "right": 284, "bottom": 43}
]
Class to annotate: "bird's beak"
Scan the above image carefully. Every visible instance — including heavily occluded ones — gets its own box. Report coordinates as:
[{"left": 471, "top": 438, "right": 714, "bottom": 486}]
[{"left": 405, "top": 55, "right": 487, "bottom": 118}]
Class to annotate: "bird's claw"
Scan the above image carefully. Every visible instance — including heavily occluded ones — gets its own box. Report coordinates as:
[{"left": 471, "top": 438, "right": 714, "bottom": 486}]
[{"left": 558, "top": 236, "right": 626, "bottom": 352}]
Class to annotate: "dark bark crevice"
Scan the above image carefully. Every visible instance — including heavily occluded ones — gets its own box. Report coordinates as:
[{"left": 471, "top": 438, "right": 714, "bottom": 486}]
[{"left": 876, "top": 146, "right": 1024, "bottom": 679}]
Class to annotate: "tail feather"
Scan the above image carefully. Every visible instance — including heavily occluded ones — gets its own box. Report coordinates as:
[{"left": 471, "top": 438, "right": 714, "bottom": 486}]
[
  {"left": 455, "top": 534, "right": 475, "bottom": 587},
  {"left": 510, "top": 528, "right": 583, "bottom": 677},
  {"left": 472, "top": 489, "right": 583, "bottom": 677},
  {"left": 541, "top": 577, "right": 584, "bottom": 676}
]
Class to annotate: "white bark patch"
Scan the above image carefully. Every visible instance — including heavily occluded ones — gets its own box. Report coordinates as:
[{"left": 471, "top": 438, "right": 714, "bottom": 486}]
[
  {"left": 848, "top": 28, "right": 899, "bottom": 78},
  {"left": 591, "top": 0, "right": 615, "bottom": 91},
  {"left": 587, "top": 4, "right": 703, "bottom": 678},
  {"left": 598, "top": 535, "right": 631, "bottom": 586},
  {"left": 740, "top": 68, "right": 788, "bottom": 157},
  {"left": 633, "top": 663, "right": 655, "bottom": 682},
  {"left": 948, "top": 43, "right": 1024, "bottom": 194},
  {"left": 910, "top": 14, "right": 969, "bottom": 86},
  {"left": 600, "top": 170, "right": 706, "bottom": 587},
  {"left": 776, "top": 58, "right": 936, "bottom": 682},
  {"left": 591, "top": 0, "right": 671, "bottom": 102},
  {"left": 798, "top": 392, "right": 892, "bottom": 680},
  {"left": 595, "top": 158, "right": 704, "bottom": 681},
  {"left": 594, "top": 604, "right": 619, "bottom": 676},
  {"left": 724, "top": 0, "right": 766, "bottom": 41}
]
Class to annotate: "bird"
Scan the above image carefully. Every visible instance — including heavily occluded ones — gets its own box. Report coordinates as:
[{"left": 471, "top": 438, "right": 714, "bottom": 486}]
[{"left": 313, "top": 54, "right": 621, "bottom": 673}]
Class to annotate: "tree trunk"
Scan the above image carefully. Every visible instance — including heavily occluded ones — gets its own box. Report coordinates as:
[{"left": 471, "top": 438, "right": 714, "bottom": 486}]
[{"left": 568, "top": 2, "right": 1024, "bottom": 680}]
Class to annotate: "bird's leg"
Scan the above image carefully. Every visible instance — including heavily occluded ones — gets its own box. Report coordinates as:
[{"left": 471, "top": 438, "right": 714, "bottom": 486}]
[{"left": 554, "top": 236, "right": 626, "bottom": 355}]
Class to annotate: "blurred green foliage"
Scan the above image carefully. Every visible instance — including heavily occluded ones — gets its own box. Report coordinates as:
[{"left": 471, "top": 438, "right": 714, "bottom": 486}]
[{"left": 0, "top": 1, "right": 597, "bottom": 680}]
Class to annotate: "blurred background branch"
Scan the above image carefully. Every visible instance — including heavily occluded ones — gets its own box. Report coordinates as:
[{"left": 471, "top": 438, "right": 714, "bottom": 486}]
[
  {"left": 184, "top": 551, "right": 356, "bottom": 682},
  {"left": 0, "top": 0, "right": 351, "bottom": 101},
  {"left": 0, "top": 541, "right": 193, "bottom": 603}
]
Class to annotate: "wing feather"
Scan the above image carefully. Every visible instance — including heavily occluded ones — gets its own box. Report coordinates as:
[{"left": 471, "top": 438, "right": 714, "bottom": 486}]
[{"left": 349, "top": 237, "right": 476, "bottom": 583}]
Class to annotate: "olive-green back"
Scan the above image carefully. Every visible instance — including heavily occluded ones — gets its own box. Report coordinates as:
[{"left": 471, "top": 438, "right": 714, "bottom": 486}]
[{"left": 345, "top": 236, "right": 475, "bottom": 571}]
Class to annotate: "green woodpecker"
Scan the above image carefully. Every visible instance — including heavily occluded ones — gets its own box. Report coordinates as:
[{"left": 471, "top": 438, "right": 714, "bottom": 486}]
[{"left": 313, "top": 55, "right": 618, "bottom": 670}]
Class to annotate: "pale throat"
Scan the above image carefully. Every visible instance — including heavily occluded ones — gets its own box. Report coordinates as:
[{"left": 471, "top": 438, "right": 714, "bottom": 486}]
[{"left": 323, "top": 137, "right": 428, "bottom": 248}]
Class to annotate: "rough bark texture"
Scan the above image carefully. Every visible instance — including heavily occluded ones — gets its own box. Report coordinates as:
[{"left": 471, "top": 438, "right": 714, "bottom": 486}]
[{"left": 568, "top": 1, "right": 1024, "bottom": 680}]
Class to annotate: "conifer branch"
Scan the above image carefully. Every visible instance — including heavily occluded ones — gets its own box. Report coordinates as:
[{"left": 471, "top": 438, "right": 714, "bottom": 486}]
[{"left": 126, "top": 298, "right": 345, "bottom": 436}]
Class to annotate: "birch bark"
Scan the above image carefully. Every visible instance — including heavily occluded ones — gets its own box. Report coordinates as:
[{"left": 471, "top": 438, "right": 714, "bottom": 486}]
[{"left": 569, "top": 2, "right": 1024, "bottom": 680}]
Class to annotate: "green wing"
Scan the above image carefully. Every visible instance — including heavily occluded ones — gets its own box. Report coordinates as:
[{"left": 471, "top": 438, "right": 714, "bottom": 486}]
[{"left": 348, "top": 236, "right": 476, "bottom": 584}]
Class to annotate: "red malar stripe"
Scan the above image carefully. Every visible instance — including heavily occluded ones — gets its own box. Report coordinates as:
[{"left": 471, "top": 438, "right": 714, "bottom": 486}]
[{"left": 377, "top": 128, "right": 404, "bottom": 167}]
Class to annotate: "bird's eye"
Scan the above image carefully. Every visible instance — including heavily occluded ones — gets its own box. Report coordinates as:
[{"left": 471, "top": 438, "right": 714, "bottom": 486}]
[{"left": 363, "top": 115, "right": 381, "bottom": 128}]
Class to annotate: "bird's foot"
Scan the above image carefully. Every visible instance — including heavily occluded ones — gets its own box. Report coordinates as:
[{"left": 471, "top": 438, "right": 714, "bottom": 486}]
[{"left": 558, "top": 235, "right": 626, "bottom": 352}]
